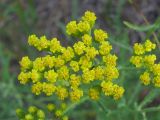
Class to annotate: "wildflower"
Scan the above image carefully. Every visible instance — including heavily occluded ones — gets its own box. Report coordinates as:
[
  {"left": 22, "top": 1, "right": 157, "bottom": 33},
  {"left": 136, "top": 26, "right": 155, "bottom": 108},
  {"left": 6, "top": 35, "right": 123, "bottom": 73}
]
[
  {"left": 94, "top": 66, "right": 104, "bottom": 80},
  {"left": 44, "top": 70, "right": 58, "bottom": 83},
  {"left": 49, "top": 38, "right": 63, "bottom": 53},
  {"left": 73, "top": 41, "right": 86, "bottom": 55},
  {"left": 42, "top": 55, "right": 55, "bottom": 68},
  {"left": 82, "top": 11, "right": 97, "bottom": 26},
  {"left": 70, "top": 89, "right": 83, "bottom": 101},
  {"left": 99, "top": 41, "right": 112, "bottom": 55},
  {"left": 18, "top": 72, "right": 30, "bottom": 84},
  {"left": 144, "top": 39, "right": 156, "bottom": 52},
  {"left": 57, "top": 65, "right": 69, "bottom": 80},
  {"left": 140, "top": 72, "right": 151, "bottom": 85},
  {"left": 82, "top": 34, "right": 92, "bottom": 46},
  {"left": 54, "top": 56, "right": 65, "bottom": 67},
  {"left": 89, "top": 88, "right": 99, "bottom": 100},
  {"left": 37, "top": 110, "right": 45, "bottom": 119},
  {"left": 85, "top": 47, "right": 99, "bottom": 59},
  {"left": 82, "top": 69, "right": 95, "bottom": 83},
  {"left": 61, "top": 47, "right": 74, "bottom": 62},
  {"left": 47, "top": 103, "right": 55, "bottom": 111},
  {"left": 66, "top": 21, "right": 77, "bottom": 35},
  {"left": 77, "top": 21, "right": 91, "bottom": 33},
  {"left": 151, "top": 64, "right": 160, "bottom": 76},
  {"left": 42, "top": 83, "right": 56, "bottom": 96},
  {"left": 153, "top": 76, "right": 160, "bottom": 87},
  {"left": 70, "top": 60, "right": 79, "bottom": 72},
  {"left": 37, "top": 36, "right": 49, "bottom": 51},
  {"left": 32, "top": 82, "right": 43, "bottom": 95},
  {"left": 94, "top": 29, "right": 108, "bottom": 42},
  {"left": 130, "top": 56, "right": 142, "bottom": 68},
  {"left": 144, "top": 55, "right": 156, "bottom": 66},
  {"left": 30, "top": 69, "right": 41, "bottom": 83},
  {"left": 101, "top": 81, "right": 114, "bottom": 96},
  {"left": 133, "top": 43, "right": 145, "bottom": 55},
  {"left": 19, "top": 56, "right": 32, "bottom": 71},
  {"left": 104, "top": 66, "right": 119, "bottom": 81},
  {"left": 112, "top": 85, "right": 125, "bottom": 100},
  {"left": 33, "top": 57, "right": 45, "bottom": 72},
  {"left": 28, "top": 34, "right": 39, "bottom": 47},
  {"left": 70, "top": 74, "right": 81, "bottom": 89},
  {"left": 56, "top": 86, "right": 68, "bottom": 100},
  {"left": 103, "top": 54, "right": 117, "bottom": 67}
]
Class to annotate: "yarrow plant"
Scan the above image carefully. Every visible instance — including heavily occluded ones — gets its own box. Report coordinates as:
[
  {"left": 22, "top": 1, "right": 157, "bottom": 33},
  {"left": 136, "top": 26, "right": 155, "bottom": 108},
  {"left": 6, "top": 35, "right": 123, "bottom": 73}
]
[{"left": 17, "top": 11, "right": 125, "bottom": 120}]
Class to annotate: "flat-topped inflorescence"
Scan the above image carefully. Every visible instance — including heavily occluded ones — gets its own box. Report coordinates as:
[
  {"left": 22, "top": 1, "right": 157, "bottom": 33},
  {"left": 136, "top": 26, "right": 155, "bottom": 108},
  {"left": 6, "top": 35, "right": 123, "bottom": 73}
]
[{"left": 17, "top": 11, "right": 124, "bottom": 120}]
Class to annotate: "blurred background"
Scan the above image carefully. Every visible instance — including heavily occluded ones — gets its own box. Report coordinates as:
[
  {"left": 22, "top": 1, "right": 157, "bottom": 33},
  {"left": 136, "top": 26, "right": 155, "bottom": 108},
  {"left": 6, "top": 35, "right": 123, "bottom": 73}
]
[{"left": 0, "top": 0, "right": 160, "bottom": 120}]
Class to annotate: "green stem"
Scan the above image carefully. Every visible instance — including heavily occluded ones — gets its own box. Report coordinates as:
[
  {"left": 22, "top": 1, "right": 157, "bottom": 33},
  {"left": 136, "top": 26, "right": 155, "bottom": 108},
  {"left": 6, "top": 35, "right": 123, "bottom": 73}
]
[
  {"left": 97, "top": 100, "right": 110, "bottom": 115},
  {"left": 141, "top": 106, "right": 160, "bottom": 113},
  {"left": 128, "top": 82, "right": 141, "bottom": 105},
  {"left": 63, "top": 97, "right": 89, "bottom": 115}
]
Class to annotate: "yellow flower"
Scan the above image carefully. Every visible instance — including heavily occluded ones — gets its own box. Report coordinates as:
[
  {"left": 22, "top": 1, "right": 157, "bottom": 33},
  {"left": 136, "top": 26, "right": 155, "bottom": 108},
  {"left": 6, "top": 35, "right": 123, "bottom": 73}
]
[
  {"left": 77, "top": 21, "right": 91, "bottom": 33},
  {"left": 32, "top": 82, "right": 43, "bottom": 95},
  {"left": 79, "top": 56, "right": 92, "bottom": 70},
  {"left": 103, "top": 54, "right": 117, "bottom": 67},
  {"left": 54, "top": 56, "right": 65, "bottom": 68},
  {"left": 66, "top": 21, "right": 77, "bottom": 35},
  {"left": 73, "top": 41, "right": 86, "bottom": 55},
  {"left": 61, "top": 47, "right": 74, "bottom": 62},
  {"left": 70, "top": 61, "right": 79, "bottom": 72},
  {"left": 85, "top": 47, "right": 99, "bottom": 59},
  {"left": 42, "top": 55, "right": 55, "bottom": 68},
  {"left": 57, "top": 65, "right": 69, "bottom": 80},
  {"left": 112, "top": 84, "right": 125, "bottom": 100},
  {"left": 153, "top": 76, "right": 160, "bottom": 87},
  {"left": 151, "top": 64, "right": 160, "bottom": 76},
  {"left": 70, "top": 89, "right": 83, "bottom": 101},
  {"left": 133, "top": 43, "right": 145, "bottom": 55},
  {"left": 99, "top": 41, "right": 112, "bottom": 55},
  {"left": 47, "top": 103, "right": 55, "bottom": 111},
  {"left": 49, "top": 38, "right": 63, "bottom": 53},
  {"left": 56, "top": 86, "right": 68, "bottom": 100},
  {"left": 55, "top": 109, "right": 62, "bottom": 117},
  {"left": 70, "top": 74, "right": 81, "bottom": 89},
  {"left": 82, "top": 34, "right": 92, "bottom": 46},
  {"left": 30, "top": 69, "right": 41, "bottom": 83},
  {"left": 42, "top": 83, "right": 56, "bottom": 96},
  {"left": 104, "top": 66, "right": 119, "bottom": 81},
  {"left": 82, "top": 69, "right": 95, "bottom": 83},
  {"left": 33, "top": 57, "right": 45, "bottom": 72},
  {"left": 18, "top": 72, "right": 30, "bottom": 84},
  {"left": 19, "top": 56, "right": 32, "bottom": 71},
  {"left": 101, "top": 81, "right": 114, "bottom": 96},
  {"left": 130, "top": 56, "right": 143, "bottom": 68},
  {"left": 94, "top": 66, "right": 104, "bottom": 80},
  {"left": 44, "top": 70, "right": 58, "bottom": 83},
  {"left": 89, "top": 88, "right": 99, "bottom": 100},
  {"left": 94, "top": 29, "right": 108, "bottom": 42},
  {"left": 28, "top": 106, "right": 37, "bottom": 113},
  {"left": 144, "top": 39, "right": 156, "bottom": 52},
  {"left": 37, "top": 36, "right": 49, "bottom": 51},
  {"left": 28, "top": 34, "right": 39, "bottom": 47},
  {"left": 144, "top": 54, "right": 156, "bottom": 66},
  {"left": 140, "top": 72, "right": 151, "bottom": 85},
  {"left": 82, "top": 11, "right": 97, "bottom": 26}
]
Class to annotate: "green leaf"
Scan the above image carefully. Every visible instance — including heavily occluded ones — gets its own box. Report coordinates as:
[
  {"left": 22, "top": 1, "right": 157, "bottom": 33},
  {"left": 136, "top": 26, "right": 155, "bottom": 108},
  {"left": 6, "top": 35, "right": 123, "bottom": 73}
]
[{"left": 123, "top": 20, "right": 160, "bottom": 32}]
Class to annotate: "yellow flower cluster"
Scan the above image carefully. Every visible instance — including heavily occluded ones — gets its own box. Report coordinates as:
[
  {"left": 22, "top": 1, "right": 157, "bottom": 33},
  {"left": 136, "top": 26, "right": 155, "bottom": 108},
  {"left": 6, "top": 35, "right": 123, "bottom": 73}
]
[
  {"left": 16, "top": 106, "right": 45, "bottom": 120},
  {"left": 18, "top": 11, "right": 124, "bottom": 102},
  {"left": 130, "top": 39, "right": 160, "bottom": 86},
  {"left": 18, "top": 11, "right": 125, "bottom": 119},
  {"left": 47, "top": 103, "right": 68, "bottom": 120}
]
